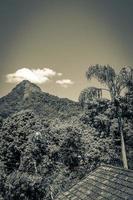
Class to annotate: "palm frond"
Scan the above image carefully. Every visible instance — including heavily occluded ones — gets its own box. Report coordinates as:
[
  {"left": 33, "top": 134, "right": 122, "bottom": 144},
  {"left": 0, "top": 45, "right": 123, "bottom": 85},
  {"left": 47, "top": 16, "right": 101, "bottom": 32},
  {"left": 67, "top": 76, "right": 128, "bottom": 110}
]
[{"left": 86, "top": 64, "right": 116, "bottom": 84}]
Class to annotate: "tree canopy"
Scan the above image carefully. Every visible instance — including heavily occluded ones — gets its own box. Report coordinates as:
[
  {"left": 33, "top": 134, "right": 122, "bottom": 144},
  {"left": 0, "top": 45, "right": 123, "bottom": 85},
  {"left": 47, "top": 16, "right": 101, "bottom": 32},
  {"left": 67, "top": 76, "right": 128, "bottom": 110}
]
[{"left": 86, "top": 65, "right": 133, "bottom": 100}]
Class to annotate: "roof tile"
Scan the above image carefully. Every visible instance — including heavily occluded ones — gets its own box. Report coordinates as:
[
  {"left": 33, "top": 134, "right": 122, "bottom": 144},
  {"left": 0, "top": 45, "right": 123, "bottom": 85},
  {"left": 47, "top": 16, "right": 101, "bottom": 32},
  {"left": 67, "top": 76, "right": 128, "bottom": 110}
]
[{"left": 56, "top": 165, "right": 133, "bottom": 200}]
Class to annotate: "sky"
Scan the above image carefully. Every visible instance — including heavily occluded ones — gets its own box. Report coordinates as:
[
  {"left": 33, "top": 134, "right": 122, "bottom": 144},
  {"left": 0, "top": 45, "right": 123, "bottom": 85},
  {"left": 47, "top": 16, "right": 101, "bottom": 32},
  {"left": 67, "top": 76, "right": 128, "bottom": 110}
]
[{"left": 0, "top": 0, "right": 133, "bottom": 101}]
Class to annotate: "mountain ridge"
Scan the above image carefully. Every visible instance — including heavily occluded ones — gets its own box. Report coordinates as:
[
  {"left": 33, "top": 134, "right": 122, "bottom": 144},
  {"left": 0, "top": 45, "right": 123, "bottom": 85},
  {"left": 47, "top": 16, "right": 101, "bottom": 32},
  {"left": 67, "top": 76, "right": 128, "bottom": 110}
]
[{"left": 0, "top": 80, "right": 81, "bottom": 119}]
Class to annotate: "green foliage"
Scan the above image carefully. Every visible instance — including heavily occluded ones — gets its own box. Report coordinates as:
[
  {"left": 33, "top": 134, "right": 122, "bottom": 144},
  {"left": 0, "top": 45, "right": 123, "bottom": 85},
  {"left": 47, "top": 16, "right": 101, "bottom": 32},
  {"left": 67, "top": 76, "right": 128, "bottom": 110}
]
[
  {"left": 118, "top": 66, "right": 133, "bottom": 92},
  {"left": 0, "top": 79, "right": 132, "bottom": 199},
  {"left": 4, "top": 172, "right": 45, "bottom": 200},
  {"left": 79, "top": 87, "right": 102, "bottom": 106},
  {"left": 60, "top": 127, "right": 85, "bottom": 170},
  {"left": 86, "top": 64, "right": 116, "bottom": 84},
  {"left": 0, "top": 107, "right": 121, "bottom": 199},
  {"left": 0, "top": 110, "right": 48, "bottom": 174},
  {"left": 86, "top": 65, "right": 133, "bottom": 100}
]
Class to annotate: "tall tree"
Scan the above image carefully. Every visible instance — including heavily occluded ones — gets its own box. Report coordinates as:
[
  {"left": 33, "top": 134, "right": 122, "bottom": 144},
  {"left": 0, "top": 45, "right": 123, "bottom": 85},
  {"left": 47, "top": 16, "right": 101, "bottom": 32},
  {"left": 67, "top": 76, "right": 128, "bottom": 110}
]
[
  {"left": 86, "top": 64, "right": 133, "bottom": 169},
  {"left": 117, "top": 66, "right": 133, "bottom": 94},
  {"left": 86, "top": 64, "right": 133, "bottom": 100},
  {"left": 86, "top": 65, "right": 116, "bottom": 100}
]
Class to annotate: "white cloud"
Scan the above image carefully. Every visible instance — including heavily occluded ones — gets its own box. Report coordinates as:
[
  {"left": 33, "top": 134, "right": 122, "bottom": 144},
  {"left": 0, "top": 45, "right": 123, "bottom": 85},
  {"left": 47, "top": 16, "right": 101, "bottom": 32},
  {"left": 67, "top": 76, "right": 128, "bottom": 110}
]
[
  {"left": 56, "top": 79, "right": 74, "bottom": 88},
  {"left": 6, "top": 67, "right": 57, "bottom": 84},
  {"left": 57, "top": 72, "right": 62, "bottom": 76}
]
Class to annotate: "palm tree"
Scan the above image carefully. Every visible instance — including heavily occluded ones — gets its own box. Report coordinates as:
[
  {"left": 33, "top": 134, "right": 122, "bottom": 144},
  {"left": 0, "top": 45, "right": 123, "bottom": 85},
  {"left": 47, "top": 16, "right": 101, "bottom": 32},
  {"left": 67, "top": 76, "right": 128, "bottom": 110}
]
[
  {"left": 117, "top": 66, "right": 133, "bottom": 94},
  {"left": 86, "top": 64, "right": 133, "bottom": 169},
  {"left": 86, "top": 64, "right": 133, "bottom": 101}
]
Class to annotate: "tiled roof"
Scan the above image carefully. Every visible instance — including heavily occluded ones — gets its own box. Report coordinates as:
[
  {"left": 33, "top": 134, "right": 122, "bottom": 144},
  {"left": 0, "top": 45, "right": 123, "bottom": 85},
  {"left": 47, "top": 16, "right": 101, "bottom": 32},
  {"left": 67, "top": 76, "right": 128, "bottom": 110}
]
[{"left": 56, "top": 165, "right": 133, "bottom": 200}]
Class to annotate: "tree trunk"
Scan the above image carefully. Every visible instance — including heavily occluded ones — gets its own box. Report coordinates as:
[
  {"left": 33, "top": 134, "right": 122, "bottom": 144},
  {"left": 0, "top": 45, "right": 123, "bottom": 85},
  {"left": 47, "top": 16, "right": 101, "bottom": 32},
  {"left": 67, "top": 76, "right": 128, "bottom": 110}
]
[
  {"left": 115, "top": 99, "right": 128, "bottom": 169},
  {"left": 121, "top": 132, "right": 128, "bottom": 169},
  {"left": 118, "top": 114, "right": 128, "bottom": 169},
  {"left": 120, "top": 120, "right": 128, "bottom": 169}
]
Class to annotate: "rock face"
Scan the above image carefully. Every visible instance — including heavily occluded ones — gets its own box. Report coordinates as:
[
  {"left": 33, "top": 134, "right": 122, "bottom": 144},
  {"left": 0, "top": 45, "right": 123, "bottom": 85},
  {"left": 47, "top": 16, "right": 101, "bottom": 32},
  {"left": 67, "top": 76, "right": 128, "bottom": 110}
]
[
  {"left": 12, "top": 80, "right": 42, "bottom": 92},
  {"left": 0, "top": 80, "right": 42, "bottom": 118},
  {"left": 14, "top": 80, "right": 42, "bottom": 100}
]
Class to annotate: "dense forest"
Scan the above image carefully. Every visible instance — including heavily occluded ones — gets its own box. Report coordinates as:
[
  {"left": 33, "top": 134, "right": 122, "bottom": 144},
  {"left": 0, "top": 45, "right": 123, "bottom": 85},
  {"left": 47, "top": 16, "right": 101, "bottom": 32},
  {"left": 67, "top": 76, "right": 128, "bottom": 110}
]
[{"left": 0, "top": 65, "right": 133, "bottom": 200}]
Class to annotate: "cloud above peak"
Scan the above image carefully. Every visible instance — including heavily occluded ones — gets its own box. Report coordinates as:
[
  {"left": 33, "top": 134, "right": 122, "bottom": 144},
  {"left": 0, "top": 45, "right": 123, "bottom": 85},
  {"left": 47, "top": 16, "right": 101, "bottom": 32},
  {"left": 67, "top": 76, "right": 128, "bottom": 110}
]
[
  {"left": 56, "top": 79, "right": 74, "bottom": 88},
  {"left": 6, "top": 67, "right": 61, "bottom": 84},
  {"left": 6, "top": 67, "right": 74, "bottom": 88}
]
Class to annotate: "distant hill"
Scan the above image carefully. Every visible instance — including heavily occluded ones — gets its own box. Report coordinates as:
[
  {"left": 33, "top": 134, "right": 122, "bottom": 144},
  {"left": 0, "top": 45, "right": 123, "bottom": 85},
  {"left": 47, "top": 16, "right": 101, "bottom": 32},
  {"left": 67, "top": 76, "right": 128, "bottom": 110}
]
[{"left": 0, "top": 80, "right": 81, "bottom": 119}]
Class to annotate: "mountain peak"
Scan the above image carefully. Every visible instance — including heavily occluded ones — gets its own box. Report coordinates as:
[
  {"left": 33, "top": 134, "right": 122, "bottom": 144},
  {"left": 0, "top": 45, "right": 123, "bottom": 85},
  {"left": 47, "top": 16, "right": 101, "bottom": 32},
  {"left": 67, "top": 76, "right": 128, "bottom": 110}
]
[
  {"left": 15, "top": 80, "right": 41, "bottom": 90},
  {"left": 0, "top": 79, "right": 80, "bottom": 119},
  {"left": 20, "top": 80, "right": 32, "bottom": 85},
  {"left": 11, "top": 80, "right": 42, "bottom": 99}
]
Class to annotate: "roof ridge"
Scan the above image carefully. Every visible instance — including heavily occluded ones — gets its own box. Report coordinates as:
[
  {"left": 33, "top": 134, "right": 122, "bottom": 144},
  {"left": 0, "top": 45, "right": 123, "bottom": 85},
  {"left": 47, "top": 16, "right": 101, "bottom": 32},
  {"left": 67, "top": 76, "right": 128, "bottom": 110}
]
[
  {"left": 99, "top": 167, "right": 133, "bottom": 181},
  {"left": 101, "top": 164, "right": 133, "bottom": 173}
]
